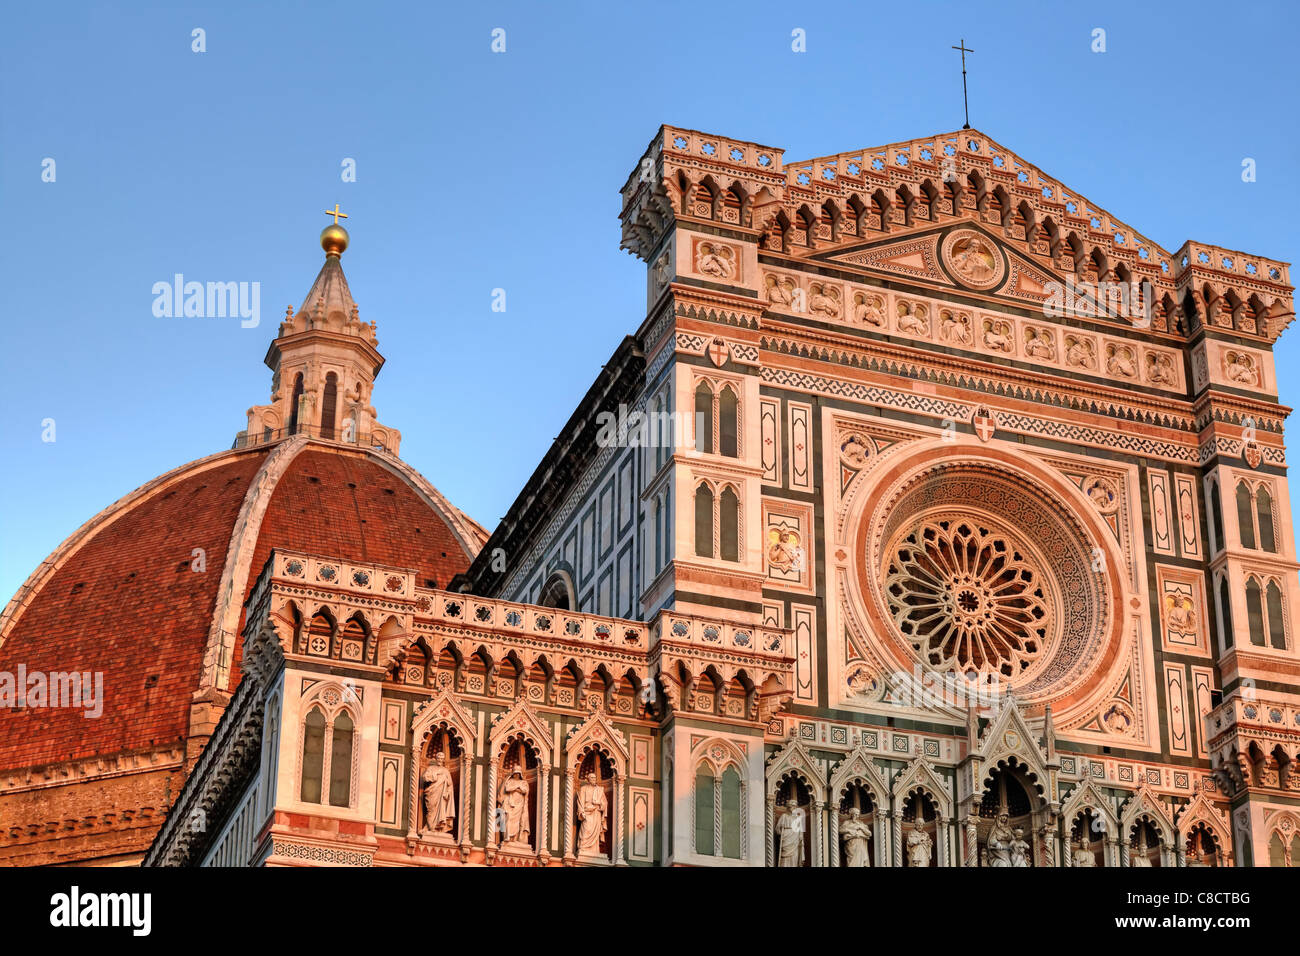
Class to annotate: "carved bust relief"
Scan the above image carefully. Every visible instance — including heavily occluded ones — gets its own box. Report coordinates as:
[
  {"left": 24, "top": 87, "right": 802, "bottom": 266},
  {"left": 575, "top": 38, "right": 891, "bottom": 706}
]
[{"left": 942, "top": 229, "right": 1006, "bottom": 290}]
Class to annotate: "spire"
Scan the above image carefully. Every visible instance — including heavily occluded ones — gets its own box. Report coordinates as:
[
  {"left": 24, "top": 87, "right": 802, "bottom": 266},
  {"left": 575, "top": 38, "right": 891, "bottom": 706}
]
[{"left": 234, "top": 210, "right": 401, "bottom": 455}]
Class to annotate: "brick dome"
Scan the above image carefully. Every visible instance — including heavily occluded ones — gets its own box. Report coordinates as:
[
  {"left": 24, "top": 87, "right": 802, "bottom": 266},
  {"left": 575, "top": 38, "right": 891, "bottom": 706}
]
[{"left": 0, "top": 438, "right": 486, "bottom": 773}]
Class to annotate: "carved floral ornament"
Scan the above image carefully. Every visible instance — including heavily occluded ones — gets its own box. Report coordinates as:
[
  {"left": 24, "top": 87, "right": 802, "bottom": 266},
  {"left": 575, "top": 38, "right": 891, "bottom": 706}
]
[{"left": 851, "top": 450, "right": 1125, "bottom": 716}]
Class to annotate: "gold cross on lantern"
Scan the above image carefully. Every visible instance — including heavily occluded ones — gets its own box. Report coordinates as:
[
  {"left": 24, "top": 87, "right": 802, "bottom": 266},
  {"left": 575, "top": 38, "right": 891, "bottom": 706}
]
[{"left": 324, "top": 203, "right": 348, "bottom": 224}]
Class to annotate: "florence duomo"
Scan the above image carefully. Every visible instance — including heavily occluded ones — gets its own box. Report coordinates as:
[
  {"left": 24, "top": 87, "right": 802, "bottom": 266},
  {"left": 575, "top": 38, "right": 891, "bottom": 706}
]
[{"left": 1, "top": 2, "right": 1299, "bottom": 934}]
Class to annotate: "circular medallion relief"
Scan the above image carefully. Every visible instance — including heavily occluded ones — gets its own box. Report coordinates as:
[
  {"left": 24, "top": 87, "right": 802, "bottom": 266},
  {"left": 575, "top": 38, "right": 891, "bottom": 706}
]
[{"left": 941, "top": 229, "right": 1005, "bottom": 290}]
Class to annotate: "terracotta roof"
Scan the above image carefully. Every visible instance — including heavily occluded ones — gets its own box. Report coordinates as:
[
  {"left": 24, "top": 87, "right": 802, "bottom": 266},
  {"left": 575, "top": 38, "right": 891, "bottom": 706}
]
[{"left": 0, "top": 441, "right": 479, "bottom": 769}]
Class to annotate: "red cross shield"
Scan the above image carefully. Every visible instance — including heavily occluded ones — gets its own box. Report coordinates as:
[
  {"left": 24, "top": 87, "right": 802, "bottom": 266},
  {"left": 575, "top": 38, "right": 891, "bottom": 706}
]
[{"left": 707, "top": 338, "right": 729, "bottom": 367}]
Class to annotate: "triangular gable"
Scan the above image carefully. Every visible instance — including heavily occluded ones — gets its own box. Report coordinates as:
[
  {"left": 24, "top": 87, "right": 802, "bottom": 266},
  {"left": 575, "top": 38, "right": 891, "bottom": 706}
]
[
  {"left": 825, "top": 233, "right": 944, "bottom": 283},
  {"left": 765, "top": 736, "right": 826, "bottom": 800},
  {"left": 1175, "top": 791, "right": 1230, "bottom": 844},
  {"left": 565, "top": 707, "right": 629, "bottom": 774},
  {"left": 829, "top": 743, "right": 891, "bottom": 805},
  {"left": 1060, "top": 777, "right": 1118, "bottom": 831},
  {"left": 891, "top": 754, "right": 953, "bottom": 818},
  {"left": 1120, "top": 783, "right": 1175, "bottom": 840},
  {"left": 488, "top": 695, "right": 553, "bottom": 760},
  {"left": 412, "top": 688, "right": 477, "bottom": 748},
  {"left": 977, "top": 696, "right": 1048, "bottom": 781}
]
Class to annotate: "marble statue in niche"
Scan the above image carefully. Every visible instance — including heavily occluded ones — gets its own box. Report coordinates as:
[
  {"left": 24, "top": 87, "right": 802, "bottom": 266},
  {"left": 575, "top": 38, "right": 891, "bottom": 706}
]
[
  {"left": 421, "top": 751, "right": 456, "bottom": 835},
  {"left": 840, "top": 807, "right": 872, "bottom": 867},
  {"left": 988, "top": 811, "right": 1015, "bottom": 867},
  {"left": 497, "top": 766, "right": 531, "bottom": 846},
  {"left": 777, "top": 805, "right": 805, "bottom": 866},
  {"left": 1072, "top": 836, "right": 1096, "bottom": 867},
  {"left": 576, "top": 770, "right": 609, "bottom": 856},
  {"left": 1130, "top": 830, "right": 1152, "bottom": 867},
  {"left": 906, "top": 817, "right": 933, "bottom": 867},
  {"left": 1010, "top": 827, "right": 1031, "bottom": 867},
  {"left": 1166, "top": 592, "right": 1198, "bottom": 641}
]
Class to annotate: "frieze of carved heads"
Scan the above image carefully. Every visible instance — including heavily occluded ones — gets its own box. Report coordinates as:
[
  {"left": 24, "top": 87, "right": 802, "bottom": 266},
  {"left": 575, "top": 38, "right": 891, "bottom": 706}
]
[
  {"left": 1105, "top": 343, "right": 1137, "bottom": 380},
  {"left": 1224, "top": 349, "right": 1259, "bottom": 386},
  {"left": 1064, "top": 334, "right": 1098, "bottom": 370},
  {"left": 765, "top": 273, "right": 796, "bottom": 308},
  {"left": 809, "top": 281, "right": 842, "bottom": 319},
  {"left": 1146, "top": 352, "right": 1176, "bottom": 387},
  {"left": 1024, "top": 326, "right": 1057, "bottom": 361},
  {"left": 695, "top": 240, "right": 737, "bottom": 280},
  {"left": 852, "top": 291, "right": 887, "bottom": 328},
  {"left": 981, "top": 317, "right": 1013, "bottom": 353},
  {"left": 939, "top": 308, "right": 972, "bottom": 344},
  {"left": 895, "top": 300, "right": 929, "bottom": 336}
]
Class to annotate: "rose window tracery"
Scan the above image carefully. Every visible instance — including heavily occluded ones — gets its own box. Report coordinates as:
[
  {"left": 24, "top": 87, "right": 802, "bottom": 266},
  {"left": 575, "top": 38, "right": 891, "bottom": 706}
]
[
  {"left": 857, "top": 458, "right": 1120, "bottom": 703},
  {"left": 885, "top": 518, "right": 1051, "bottom": 679}
]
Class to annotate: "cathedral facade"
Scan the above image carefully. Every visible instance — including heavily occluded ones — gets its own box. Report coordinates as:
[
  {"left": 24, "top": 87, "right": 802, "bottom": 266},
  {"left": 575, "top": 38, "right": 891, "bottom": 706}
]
[{"left": 6, "top": 125, "right": 1300, "bottom": 868}]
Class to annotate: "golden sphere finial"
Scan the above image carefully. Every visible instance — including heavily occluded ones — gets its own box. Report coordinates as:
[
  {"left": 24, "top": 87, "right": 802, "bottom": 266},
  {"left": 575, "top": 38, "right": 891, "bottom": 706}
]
[
  {"left": 321, "top": 204, "right": 349, "bottom": 257},
  {"left": 320, "top": 223, "right": 349, "bottom": 257}
]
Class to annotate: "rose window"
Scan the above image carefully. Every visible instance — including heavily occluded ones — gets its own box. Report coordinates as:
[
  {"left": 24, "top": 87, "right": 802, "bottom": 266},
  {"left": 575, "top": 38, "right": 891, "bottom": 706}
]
[{"left": 885, "top": 518, "right": 1051, "bottom": 678}]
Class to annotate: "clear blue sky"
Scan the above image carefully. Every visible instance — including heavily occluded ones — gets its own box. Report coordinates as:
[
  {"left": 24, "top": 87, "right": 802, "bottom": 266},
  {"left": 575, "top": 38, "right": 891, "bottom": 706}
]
[{"left": 2, "top": 0, "right": 1297, "bottom": 600}]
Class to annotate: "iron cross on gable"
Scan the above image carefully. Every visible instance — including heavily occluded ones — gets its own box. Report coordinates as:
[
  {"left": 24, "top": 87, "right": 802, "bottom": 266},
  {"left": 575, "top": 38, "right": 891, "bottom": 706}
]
[{"left": 951, "top": 39, "right": 974, "bottom": 130}]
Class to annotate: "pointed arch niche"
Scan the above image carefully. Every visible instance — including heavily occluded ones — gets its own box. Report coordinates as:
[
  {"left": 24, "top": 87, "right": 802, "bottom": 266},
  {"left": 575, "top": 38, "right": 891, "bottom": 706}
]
[
  {"left": 406, "top": 691, "right": 476, "bottom": 861},
  {"left": 829, "top": 744, "right": 891, "bottom": 866},
  {"left": 485, "top": 698, "right": 553, "bottom": 866},
  {"left": 891, "top": 756, "right": 952, "bottom": 867},
  {"left": 1120, "top": 787, "right": 1176, "bottom": 867},
  {"left": 765, "top": 737, "right": 826, "bottom": 867},
  {"left": 563, "top": 708, "right": 629, "bottom": 866},
  {"left": 1060, "top": 779, "right": 1120, "bottom": 866}
]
